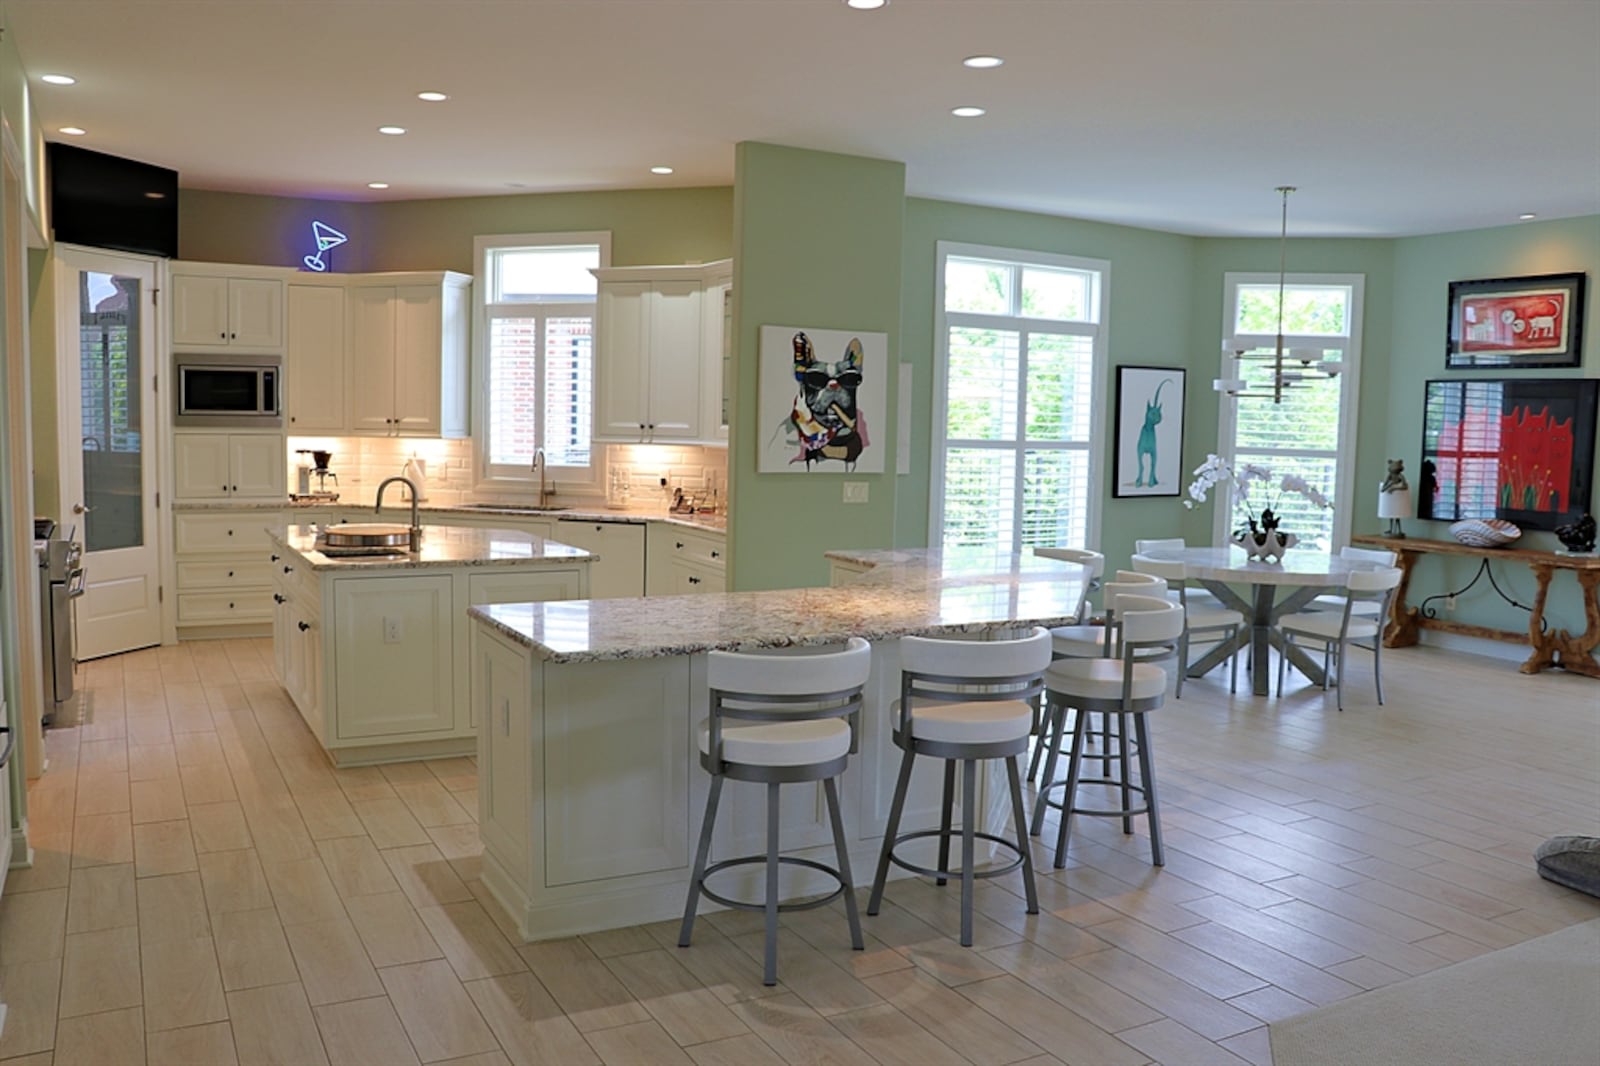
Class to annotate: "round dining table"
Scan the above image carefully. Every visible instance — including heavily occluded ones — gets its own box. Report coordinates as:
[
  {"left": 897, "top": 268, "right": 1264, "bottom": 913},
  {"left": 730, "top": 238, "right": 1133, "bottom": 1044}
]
[{"left": 1141, "top": 545, "right": 1387, "bottom": 696}]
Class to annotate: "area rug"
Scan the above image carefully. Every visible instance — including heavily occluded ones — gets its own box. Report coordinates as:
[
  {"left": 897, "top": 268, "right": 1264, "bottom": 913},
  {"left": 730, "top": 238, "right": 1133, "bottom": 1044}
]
[{"left": 1269, "top": 917, "right": 1600, "bottom": 1066}]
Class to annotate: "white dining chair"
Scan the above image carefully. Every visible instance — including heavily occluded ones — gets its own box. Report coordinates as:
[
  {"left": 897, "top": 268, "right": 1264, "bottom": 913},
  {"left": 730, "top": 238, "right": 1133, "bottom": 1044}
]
[
  {"left": 1130, "top": 553, "right": 1242, "bottom": 696},
  {"left": 1132, "top": 538, "right": 1220, "bottom": 607},
  {"left": 1276, "top": 566, "right": 1404, "bottom": 711},
  {"left": 1310, "top": 546, "right": 1400, "bottom": 616}
]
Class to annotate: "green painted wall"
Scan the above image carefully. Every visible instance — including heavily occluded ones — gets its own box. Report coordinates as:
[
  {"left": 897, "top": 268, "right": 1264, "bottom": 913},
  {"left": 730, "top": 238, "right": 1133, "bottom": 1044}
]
[
  {"left": 895, "top": 198, "right": 1199, "bottom": 572},
  {"left": 0, "top": 2, "right": 47, "bottom": 237},
  {"left": 728, "top": 143, "right": 905, "bottom": 591},
  {"left": 1384, "top": 215, "right": 1599, "bottom": 637},
  {"left": 178, "top": 186, "right": 734, "bottom": 273}
]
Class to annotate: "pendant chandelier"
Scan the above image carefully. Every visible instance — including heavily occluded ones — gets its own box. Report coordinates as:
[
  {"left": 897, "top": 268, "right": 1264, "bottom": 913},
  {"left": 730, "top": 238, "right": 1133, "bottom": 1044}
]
[{"left": 1213, "top": 186, "right": 1343, "bottom": 403}]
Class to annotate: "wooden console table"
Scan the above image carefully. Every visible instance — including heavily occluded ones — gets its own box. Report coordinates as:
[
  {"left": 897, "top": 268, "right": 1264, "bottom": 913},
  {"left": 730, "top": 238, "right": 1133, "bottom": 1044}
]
[{"left": 1352, "top": 534, "right": 1600, "bottom": 678}]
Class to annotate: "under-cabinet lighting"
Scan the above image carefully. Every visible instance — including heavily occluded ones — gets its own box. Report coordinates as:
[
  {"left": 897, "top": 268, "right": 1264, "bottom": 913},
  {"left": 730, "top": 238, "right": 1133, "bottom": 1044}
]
[
  {"left": 378, "top": 126, "right": 407, "bottom": 135},
  {"left": 417, "top": 91, "right": 448, "bottom": 102},
  {"left": 963, "top": 56, "right": 1003, "bottom": 69},
  {"left": 951, "top": 106, "right": 986, "bottom": 117},
  {"left": 42, "top": 74, "right": 76, "bottom": 85},
  {"left": 59, "top": 127, "right": 86, "bottom": 136}
]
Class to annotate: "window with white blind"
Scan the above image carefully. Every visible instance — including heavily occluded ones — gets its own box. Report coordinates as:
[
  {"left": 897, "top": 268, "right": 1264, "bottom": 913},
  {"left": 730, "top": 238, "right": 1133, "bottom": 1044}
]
[
  {"left": 474, "top": 232, "right": 610, "bottom": 489},
  {"left": 932, "top": 243, "right": 1108, "bottom": 555},
  {"left": 1215, "top": 273, "right": 1364, "bottom": 551}
]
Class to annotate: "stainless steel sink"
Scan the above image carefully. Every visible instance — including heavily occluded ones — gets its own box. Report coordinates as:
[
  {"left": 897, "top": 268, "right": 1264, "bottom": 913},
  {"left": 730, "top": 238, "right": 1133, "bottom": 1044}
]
[{"left": 461, "top": 502, "right": 570, "bottom": 513}]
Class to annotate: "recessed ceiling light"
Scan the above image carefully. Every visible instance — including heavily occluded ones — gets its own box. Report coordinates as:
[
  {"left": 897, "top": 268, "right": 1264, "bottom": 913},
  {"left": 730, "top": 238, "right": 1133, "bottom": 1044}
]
[
  {"left": 59, "top": 126, "right": 86, "bottom": 136},
  {"left": 417, "top": 91, "right": 448, "bottom": 102},
  {"left": 378, "top": 125, "right": 407, "bottom": 135},
  {"left": 41, "top": 73, "right": 76, "bottom": 85},
  {"left": 143, "top": 191, "right": 166, "bottom": 199},
  {"left": 962, "top": 55, "right": 1003, "bottom": 69},
  {"left": 1519, "top": 212, "right": 1537, "bottom": 220},
  {"left": 368, "top": 182, "right": 390, "bottom": 189},
  {"left": 650, "top": 166, "right": 674, "bottom": 175},
  {"left": 844, "top": 0, "right": 887, "bottom": 9},
  {"left": 951, "top": 106, "right": 986, "bottom": 118}
]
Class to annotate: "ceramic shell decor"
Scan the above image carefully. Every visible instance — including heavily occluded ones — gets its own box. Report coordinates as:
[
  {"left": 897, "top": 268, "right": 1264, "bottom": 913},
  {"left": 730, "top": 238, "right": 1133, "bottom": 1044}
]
[{"left": 1449, "top": 518, "right": 1522, "bottom": 547}]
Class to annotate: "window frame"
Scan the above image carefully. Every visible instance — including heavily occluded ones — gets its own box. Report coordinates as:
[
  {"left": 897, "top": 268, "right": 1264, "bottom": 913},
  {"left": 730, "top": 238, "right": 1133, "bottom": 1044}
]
[
  {"left": 929, "top": 240, "right": 1110, "bottom": 553},
  {"left": 471, "top": 230, "right": 611, "bottom": 495},
  {"left": 1214, "top": 271, "right": 1365, "bottom": 549}
]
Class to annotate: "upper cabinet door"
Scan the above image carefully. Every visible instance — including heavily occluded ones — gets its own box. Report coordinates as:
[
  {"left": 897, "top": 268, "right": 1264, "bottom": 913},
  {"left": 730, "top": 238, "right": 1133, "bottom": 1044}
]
[
  {"left": 286, "top": 284, "right": 346, "bottom": 433},
  {"left": 227, "top": 278, "right": 284, "bottom": 348},
  {"left": 172, "top": 433, "right": 232, "bottom": 499},
  {"left": 392, "top": 285, "right": 443, "bottom": 435},
  {"left": 593, "top": 281, "right": 650, "bottom": 441},
  {"left": 346, "top": 286, "right": 397, "bottom": 432},
  {"left": 644, "top": 280, "right": 702, "bottom": 440},
  {"left": 229, "top": 433, "right": 286, "bottom": 499},
  {"left": 171, "top": 275, "right": 230, "bottom": 346}
]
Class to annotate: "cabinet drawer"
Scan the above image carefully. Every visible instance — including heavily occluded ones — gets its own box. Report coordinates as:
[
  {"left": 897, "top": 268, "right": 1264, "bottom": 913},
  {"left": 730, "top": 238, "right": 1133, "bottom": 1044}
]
[
  {"left": 670, "top": 558, "right": 726, "bottom": 594},
  {"left": 177, "top": 589, "right": 272, "bottom": 624},
  {"left": 177, "top": 559, "right": 273, "bottom": 590},
  {"left": 663, "top": 529, "right": 725, "bottom": 570},
  {"left": 175, "top": 512, "right": 279, "bottom": 553}
]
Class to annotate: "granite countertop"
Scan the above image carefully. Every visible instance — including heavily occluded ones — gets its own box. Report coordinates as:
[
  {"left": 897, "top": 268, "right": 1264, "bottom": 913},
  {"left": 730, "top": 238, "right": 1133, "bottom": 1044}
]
[
  {"left": 472, "top": 548, "right": 1090, "bottom": 663},
  {"left": 268, "top": 523, "right": 596, "bottom": 572},
  {"left": 178, "top": 498, "right": 726, "bottom": 534}
]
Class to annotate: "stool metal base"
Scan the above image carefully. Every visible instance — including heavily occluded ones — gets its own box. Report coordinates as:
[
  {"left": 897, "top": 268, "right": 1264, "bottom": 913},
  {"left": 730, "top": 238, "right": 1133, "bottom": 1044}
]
[
  {"left": 1031, "top": 698, "right": 1164, "bottom": 869},
  {"left": 679, "top": 773, "right": 862, "bottom": 987}
]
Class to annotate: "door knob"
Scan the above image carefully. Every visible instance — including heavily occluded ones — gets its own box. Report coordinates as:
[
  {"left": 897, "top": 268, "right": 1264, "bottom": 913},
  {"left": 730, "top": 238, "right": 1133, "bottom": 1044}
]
[{"left": 72, "top": 503, "right": 93, "bottom": 515}]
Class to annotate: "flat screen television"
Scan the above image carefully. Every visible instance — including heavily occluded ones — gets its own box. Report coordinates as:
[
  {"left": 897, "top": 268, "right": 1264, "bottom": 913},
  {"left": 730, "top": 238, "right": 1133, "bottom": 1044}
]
[{"left": 47, "top": 143, "right": 178, "bottom": 258}]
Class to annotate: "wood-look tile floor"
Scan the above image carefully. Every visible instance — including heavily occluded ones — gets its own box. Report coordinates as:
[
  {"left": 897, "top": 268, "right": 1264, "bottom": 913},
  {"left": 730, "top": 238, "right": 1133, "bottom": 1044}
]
[{"left": 0, "top": 637, "right": 1595, "bottom": 1065}]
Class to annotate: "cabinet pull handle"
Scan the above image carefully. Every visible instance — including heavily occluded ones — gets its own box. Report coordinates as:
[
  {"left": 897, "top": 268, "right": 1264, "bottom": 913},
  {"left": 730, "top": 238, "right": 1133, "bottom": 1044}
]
[
  {"left": 710, "top": 550, "right": 720, "bottom": 559},
  {"left": 220, "top": 331, "right": 227, "bottom": 340},
  {"left": 283, "top": 565, "right": 293, "bottom": 574},
  {"left": 273, "top": 594, "right": 285, "bottom": 604},
  {"left": 227, "top": 570, "right": 234, "bottom": 577},
  {"left": 271, "top": 554, "right": 280, "bottom": 562},
  {"left": 297, "top": 620, "right": 310, "bottom": 632},
  {"left": 229, "top": 332, "right": 237, "bottom": 340},
  {"left": 228, "top": 602, "right": 235, "bottom": 609},
  {"left": 675, "top": 541, "right": 684, "bottom": 549},
  {"left": 688, "top": 576, "right": 701, "bottom": 585},
  {"left": 232, "top": 485, "right": 238, "bottom": 492},
  {"left": 227, "top": 528, "right": 234, "bottom": 536}
]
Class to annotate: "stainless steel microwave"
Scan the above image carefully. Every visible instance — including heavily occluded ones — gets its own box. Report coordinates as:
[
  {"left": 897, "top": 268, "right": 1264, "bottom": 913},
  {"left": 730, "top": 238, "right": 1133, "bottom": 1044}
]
[{"left": 175, "top": 353, "right": 282, "bottom": 427}]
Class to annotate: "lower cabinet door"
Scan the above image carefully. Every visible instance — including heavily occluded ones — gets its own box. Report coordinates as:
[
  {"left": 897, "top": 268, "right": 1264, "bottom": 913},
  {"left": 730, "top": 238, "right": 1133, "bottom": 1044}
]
[
  {"left": 332, "top": 574, "right": 455, "bottom": 739},
  {"left": 478, "top": 629, "right": 532, "bottom": 884}
]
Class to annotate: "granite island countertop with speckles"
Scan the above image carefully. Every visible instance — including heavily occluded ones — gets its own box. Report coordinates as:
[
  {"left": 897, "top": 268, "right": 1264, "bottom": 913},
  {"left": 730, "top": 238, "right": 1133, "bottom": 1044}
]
[
  {"left": 268, "top": 524, "right": 596, "bottom": 572},
  {"left": 471, "top": 547, "right": 1089, "bottom": 663}
]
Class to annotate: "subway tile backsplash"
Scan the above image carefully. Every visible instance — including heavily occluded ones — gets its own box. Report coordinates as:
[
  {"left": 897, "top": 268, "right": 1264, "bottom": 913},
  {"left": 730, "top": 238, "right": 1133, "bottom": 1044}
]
[{"left": 286, "top": 436, "right": 728, "bottom": 512}]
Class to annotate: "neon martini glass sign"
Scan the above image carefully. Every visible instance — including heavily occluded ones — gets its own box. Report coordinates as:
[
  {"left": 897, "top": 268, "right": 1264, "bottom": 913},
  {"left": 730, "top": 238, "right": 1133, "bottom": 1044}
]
[{"left": 303, "top": 221, "right": 348, "bottom": 272}]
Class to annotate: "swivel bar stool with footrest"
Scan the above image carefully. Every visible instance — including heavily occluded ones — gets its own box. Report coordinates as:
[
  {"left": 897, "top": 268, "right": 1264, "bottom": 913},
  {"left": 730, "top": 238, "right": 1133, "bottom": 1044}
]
[
  {"left": 867, "top": 627, "right": 1053, "bottom": 947},
  {"left": 679, "top": 637, "right": 872, "bottom": 986},
  {"left": 1033, "top": 594, "right": 1183, "bottom": 868}
]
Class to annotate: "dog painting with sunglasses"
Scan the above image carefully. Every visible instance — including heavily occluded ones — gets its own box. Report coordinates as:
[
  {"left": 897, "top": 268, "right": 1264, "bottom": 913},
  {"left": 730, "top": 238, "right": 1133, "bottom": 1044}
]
[{"left": 781, "top": 331, "right": 870, "bottom": 469}]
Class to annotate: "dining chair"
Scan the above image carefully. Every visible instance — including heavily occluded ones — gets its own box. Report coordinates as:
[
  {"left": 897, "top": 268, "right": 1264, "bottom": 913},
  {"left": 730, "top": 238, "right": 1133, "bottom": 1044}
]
[
  {"left": 1310, "top": 546, "right": 1400, "bottom": 616},
  {"left": 1275, "top": 566, "right": 1404, "bottom": 710},
  {"left": 1132, "top": 538, "right": 1219, "bottom": 606},
  {"left": 1130, "top": 553, "right": 1242, "bottom": 696}
]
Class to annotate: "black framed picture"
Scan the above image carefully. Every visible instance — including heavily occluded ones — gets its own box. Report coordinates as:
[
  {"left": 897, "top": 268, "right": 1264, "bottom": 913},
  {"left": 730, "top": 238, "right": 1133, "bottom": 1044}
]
[
  {"left": 1446, "top": 272, "right": 1586, "bottom": 369},
  {"left": 1113, "top": 366, "right": 1185, "bottom": 498},
  {"left": 1418, "top": 377, "right": 1599, "bottom": 531}
]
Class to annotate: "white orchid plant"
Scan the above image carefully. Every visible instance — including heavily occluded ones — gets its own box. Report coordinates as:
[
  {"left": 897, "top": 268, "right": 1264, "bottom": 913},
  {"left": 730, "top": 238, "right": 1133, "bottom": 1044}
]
[{"left": 1183, "top": 454, "right": 1331, "bottom": 536}]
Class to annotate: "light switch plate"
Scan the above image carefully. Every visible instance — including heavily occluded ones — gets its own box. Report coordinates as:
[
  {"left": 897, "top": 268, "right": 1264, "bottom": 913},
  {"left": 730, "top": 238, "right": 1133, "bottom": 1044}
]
[{"left": 843, "top": 482, "right": 868, "bottom": 504}]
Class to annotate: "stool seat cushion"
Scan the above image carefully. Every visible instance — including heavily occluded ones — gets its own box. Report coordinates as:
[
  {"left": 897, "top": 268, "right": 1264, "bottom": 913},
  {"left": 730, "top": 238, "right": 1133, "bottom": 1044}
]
[
  {"left": 1049, "top": 625, "right": 1112, "bottom": 658},
  {"left": 1045, "top": 658, "right": 1169, "bottom": 702},
  {"left": 698, "top": 718, "right": 851, "bottom": 767},
  {"left": 1186, "top": 604, "right": 1244, "bottom": 630},
  {"left": 1278, "top": 611, "right": 1381, "bottom": 641},
  {"left": 905, "top": 699, "right": 1034, "bottom": 744}
]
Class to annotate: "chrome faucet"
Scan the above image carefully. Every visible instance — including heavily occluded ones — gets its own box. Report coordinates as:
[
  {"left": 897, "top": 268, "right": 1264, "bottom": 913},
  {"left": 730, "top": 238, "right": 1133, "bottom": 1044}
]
[
  {"left": 375, "top": 476, "right": 423, "bottom": 552},
  {"left": 531, "top": 447, "right": 553, "bottom": 508}
]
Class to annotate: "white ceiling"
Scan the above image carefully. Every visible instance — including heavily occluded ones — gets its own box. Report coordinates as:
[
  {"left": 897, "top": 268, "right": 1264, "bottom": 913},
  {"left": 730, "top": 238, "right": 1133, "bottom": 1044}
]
[{"left": 7, "top": 0, "right": 1600, "bottom": 238}]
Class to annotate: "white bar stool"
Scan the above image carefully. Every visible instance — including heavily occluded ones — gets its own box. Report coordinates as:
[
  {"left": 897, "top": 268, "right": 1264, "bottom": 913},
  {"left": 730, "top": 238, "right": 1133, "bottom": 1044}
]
[
  {"left": 1033, "top": 594, "right": 1183, "bottom": 868},
  {"left": 866, "top": 627, "right": 1053, "bottom": 947},
  {"left": 678, "top": 637, "right": 871, "bottom": 986}
]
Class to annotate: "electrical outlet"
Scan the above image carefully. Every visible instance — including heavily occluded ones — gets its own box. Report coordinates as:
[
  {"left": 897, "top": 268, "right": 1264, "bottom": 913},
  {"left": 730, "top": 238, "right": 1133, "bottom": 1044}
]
[
  {"left": 383, "top": 616, "right": 403, "bottom": 643},
  {"left": 1444, "top": 595, "right": 1457, "bottom": 611},
  {"left": 843, "top": 482, "right": 869, "bottom": 504}
]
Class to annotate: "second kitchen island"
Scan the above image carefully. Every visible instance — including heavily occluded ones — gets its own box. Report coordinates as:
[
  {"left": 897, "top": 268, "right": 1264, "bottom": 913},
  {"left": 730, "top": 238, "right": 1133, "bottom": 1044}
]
[
  {"left": 468, "top": 548, "right": 1090, "bottom": 941},
  {"left": 269, "top": 523, "right": 594, "bottom": 767}
]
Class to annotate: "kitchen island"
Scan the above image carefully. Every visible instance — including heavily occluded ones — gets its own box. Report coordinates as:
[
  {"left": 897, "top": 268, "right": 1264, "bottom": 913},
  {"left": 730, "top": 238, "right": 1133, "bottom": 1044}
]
[
  {"left": 468, "top": 547, "right": 1089, "bottom": 941},
  {"left": 268, "top": 523, "right": 593, "bottom": 767}
]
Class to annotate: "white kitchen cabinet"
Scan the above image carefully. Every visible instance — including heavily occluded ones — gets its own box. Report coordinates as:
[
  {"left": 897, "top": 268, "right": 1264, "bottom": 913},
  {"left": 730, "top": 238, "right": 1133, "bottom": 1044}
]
[
  {"left": 332, "top": 573, "right": 456, "bottom": 739},
  {"left": 172, "top": 432, "right": 284, "bottom": 501},
  {"left": 171, "top": 273, "right": 283, "bottom": 349},
  {"left": 645, "top": 523, "right": 726, "bottom": 596},
  {"left": 174, "top": 508, "right": 282, "bottom": 632},
  {"left": 285, "top": 283, "right": 346, "bottom": 432},
  {"left": 552, "top": 519, "right": 646, "bottom": 598},
  {"left": 591, "top": 260, "right": 730, "bottom": 445},
  {"left": 346, "top": 273, "right": 471, "bottom": 438}
]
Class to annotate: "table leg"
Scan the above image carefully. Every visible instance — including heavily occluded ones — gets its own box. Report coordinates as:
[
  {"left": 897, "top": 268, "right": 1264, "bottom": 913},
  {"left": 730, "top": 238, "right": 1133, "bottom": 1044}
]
[
  {"left": 1383, "top": 549, "right": 1421, "bottom": 648},
  {"left": 1194, "top": 580, "right": 1327, "bottom": 695},
  {"left": 1519, "top": 564, "right": 1558, "bottom": 675},
  {"left": 1549, "top": 570, "right": 1600, "bottom": 678}
]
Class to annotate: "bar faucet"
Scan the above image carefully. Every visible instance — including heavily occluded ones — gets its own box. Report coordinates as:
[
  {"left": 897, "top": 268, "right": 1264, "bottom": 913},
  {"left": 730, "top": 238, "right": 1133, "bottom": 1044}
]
[
  {"left": 531, "top": 447, "right": 553, "bottom": 508},
  {"left": 375, "top": 476, "right": 423, "bottom": 552}
]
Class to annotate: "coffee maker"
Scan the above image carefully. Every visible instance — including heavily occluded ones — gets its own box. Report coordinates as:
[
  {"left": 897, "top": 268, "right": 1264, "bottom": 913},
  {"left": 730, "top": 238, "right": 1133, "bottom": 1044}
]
[{"left": 293, "top": 449, "right": 340, "bottom": 501}]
